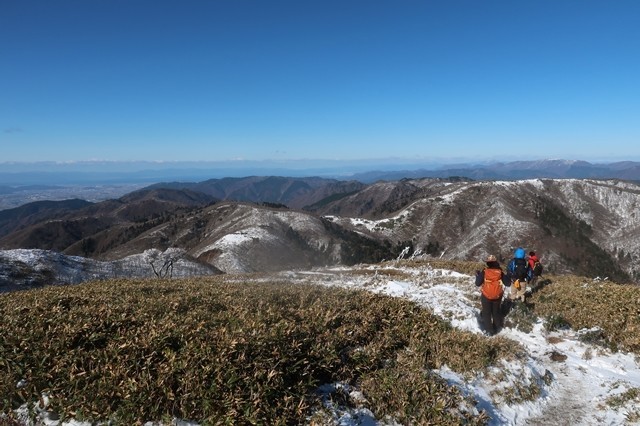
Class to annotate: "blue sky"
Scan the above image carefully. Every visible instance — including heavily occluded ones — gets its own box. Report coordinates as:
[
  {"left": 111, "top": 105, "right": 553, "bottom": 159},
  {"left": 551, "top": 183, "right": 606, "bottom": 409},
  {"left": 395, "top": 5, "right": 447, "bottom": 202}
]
[{"left": 1, "top": 0, "right": 639, "bottom": 164}]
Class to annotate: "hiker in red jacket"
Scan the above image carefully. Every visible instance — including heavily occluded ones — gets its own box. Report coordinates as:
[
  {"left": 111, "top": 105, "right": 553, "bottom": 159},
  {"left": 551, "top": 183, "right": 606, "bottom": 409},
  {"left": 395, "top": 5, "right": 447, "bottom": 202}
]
[
  {"left": 527, "top": 251, "right": 542, "bottom": 290},
  {"left": 475, "top": 255, "right": 511, "bottom": 336}
]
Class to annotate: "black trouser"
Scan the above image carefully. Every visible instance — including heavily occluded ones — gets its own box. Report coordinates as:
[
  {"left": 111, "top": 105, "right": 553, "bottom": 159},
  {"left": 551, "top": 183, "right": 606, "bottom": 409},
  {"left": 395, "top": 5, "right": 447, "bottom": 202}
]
[{"left": 480, "top": 295, "right": 504, "bottom": 334}]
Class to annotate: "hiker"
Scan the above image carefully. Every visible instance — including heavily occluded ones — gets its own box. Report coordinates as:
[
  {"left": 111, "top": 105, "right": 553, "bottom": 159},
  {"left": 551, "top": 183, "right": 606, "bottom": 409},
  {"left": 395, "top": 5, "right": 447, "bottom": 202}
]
[
  {"left": 507, "top": 247, "right": 532, "bottom": 302},
  {"left": 527, "top": 251, "right": 543, "bottom": 291},
  {"left": 475, "top": 254, "right": 510, "bottom": 336}
]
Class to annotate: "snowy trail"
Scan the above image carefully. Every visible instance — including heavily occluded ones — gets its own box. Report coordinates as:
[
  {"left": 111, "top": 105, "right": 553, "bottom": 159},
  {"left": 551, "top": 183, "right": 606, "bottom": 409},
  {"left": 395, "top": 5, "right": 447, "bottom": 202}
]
[
  {"left": 523, "top": 361, "right": 589, "bottom": 426},
  {"left": 496, "top": 315, "right": 640, "bottom": 425},
  {"left": 286, "top": 265, "right": 640, "bottom": 426},
  {"left": 499, "top": 324, "right": 594, "bottom": 426}
]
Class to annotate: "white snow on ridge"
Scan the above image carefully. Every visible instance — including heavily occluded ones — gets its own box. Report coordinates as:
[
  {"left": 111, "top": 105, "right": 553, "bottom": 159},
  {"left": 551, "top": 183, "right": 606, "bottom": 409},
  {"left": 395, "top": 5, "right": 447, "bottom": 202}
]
[
  {"left": 0, "top": 248, "right": 83, "bottom": 265},
  {"left": 323, "top": 210, "right": 412, "bottom": 235},
  {"left": 193, "top": 227, "right": 278, "bottom": 273},
  {"left": 0, "top": 248, "right": 217, "bottom": 292},
  {"left": 195, "top": 226, "right": 275, "bottom": 256},
  {"left": 430, "top": 185, "right": 467, "bottom": 203}
]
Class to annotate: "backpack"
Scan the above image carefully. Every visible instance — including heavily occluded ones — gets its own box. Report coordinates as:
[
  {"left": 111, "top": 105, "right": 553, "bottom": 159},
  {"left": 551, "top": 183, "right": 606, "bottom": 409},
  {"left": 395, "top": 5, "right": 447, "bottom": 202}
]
[
  {"left": 533, "top": 260, "right": 544, "bottom": 276},
  {"left": 482, "top": 268, "right": 504, "bottom": 300},
  {"left": 510, "top": 258, "right": 528, "bottom": 281}
]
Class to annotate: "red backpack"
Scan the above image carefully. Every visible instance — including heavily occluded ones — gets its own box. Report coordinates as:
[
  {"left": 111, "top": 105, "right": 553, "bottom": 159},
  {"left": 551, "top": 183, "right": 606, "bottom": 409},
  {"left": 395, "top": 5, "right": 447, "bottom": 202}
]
[{"left": 482, "top": 268, "right": 504, "bottom": 300}]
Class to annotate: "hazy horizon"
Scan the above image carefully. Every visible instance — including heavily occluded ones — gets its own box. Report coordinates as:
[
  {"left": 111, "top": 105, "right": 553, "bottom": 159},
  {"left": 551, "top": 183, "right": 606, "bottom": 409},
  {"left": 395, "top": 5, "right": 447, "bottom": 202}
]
[{"left": 2, "top": 157, "right": 640, "bottom": 187}]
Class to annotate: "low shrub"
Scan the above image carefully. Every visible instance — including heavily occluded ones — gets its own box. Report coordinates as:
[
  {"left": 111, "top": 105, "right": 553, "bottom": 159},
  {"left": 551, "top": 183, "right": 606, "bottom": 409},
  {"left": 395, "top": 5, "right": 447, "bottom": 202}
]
[
  {"left": 504, "top": 301, "right": 538, "bottom": 334},
  {"left": 544, "top": 314, "right": 572, "bottom": 332}
]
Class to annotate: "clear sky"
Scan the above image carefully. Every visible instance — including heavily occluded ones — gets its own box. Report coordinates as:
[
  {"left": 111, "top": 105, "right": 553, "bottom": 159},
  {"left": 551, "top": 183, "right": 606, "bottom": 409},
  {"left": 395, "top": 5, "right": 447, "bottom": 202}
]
[{"left": 1, "top": 0, "right": 639, "bottom": 164}]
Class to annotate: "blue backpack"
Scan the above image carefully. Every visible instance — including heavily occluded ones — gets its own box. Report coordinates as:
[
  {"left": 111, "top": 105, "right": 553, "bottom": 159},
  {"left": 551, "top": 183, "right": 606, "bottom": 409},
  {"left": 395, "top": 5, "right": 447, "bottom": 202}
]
[{"left": 509, "top": 257, "right": 529, "bottom": 281}]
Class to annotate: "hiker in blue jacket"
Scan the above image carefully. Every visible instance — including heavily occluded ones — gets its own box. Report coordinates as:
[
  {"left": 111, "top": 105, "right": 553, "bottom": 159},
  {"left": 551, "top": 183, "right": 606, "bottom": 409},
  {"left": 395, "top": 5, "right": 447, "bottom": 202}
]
[{"left": 506, "top": 247, "right": 532, "bottom": 302}]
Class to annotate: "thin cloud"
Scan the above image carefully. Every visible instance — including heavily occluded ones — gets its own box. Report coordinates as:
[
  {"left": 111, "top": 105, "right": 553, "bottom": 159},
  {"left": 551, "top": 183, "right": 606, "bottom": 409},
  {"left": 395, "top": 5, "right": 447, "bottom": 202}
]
[{"left": 3, "top": 127, "right": 24, "bottom": 134}]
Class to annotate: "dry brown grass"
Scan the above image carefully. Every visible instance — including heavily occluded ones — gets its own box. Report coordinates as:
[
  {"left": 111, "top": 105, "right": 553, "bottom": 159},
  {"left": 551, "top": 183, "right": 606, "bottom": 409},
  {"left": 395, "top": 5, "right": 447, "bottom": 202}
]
[
  {"left": 530, "top": 275, "right": 640, "bottom": 353},
  {"left": 0, "top": 276, "right": 514, "bottom": 425},
  {"left": 10, "top": 259, "right": 635, "bottom": 424},
  {"left": 348, "top": 267, "right": 414, "bottom": 280},
  {"left": 395, "top": 259, "right": 483, "bottom": 276}
]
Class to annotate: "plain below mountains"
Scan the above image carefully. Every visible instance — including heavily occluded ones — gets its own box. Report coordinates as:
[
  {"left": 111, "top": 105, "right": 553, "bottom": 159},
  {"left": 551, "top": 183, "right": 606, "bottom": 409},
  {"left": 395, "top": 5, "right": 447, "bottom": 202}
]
[{"left": 1, "top": 174, "right": 640, "bottom": 291}]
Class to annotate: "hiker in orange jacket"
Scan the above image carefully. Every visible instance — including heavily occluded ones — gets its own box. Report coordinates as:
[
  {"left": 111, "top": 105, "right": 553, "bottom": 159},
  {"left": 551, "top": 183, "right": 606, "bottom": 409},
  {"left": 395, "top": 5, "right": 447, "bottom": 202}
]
[{"left": 475, "top": 254, "right": 511, "bottom": 336}]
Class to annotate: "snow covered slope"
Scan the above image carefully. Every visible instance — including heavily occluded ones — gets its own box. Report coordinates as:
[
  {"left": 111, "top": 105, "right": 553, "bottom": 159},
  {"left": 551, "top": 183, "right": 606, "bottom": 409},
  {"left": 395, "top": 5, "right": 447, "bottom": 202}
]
[
  {"left": 0, "top": 248, "right": 219, "bottom": 292},
  {"left": 322, "top": 178, "right": 640, "bottom": 281}
]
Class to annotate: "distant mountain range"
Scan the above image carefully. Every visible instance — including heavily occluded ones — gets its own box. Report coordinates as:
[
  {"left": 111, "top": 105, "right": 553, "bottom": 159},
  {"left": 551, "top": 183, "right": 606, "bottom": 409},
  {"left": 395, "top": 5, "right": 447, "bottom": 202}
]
[
  {"left": 2, "top": 172, "right": 640, "bottom": 291},
  {"left": 350, "top": 159, "right": 640, "bottom": 182},
  {"left": 2, "top": 159, "right": 640, "bottom": 185}
]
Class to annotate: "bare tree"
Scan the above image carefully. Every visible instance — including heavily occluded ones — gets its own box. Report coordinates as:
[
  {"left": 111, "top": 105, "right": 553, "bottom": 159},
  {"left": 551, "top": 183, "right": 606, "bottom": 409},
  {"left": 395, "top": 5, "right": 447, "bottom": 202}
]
[{"left": 143, "top": 248, "right": 186, "bottom": 279}]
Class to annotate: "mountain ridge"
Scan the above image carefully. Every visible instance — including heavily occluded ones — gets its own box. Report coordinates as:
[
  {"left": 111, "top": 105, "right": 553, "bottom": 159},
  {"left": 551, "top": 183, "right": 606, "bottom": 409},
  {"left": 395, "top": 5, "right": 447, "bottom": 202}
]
[{"left": 1, "top": 176, "right": 640, "bottom": 290}]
